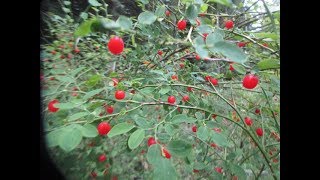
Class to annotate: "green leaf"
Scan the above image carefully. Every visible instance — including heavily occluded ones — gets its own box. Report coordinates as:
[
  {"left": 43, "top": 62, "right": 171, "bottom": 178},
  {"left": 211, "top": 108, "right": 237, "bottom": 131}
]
[
  {"left": 186, "top": 4, "right": 199, "bottom": 20},
  {"left": 80, "top": 124, "right": 98, "bottom": 137},
  {"left": 147, "top": 144, "right": 178, "bottom": 179},
  {"left": 257, "top": 59, "right": 280, "bottom": 70},
  {"left": 138, "top": 11, "right": 157, "bottom": 25},
  {"left": 128, "top": 128, "right": 145, "bottom": 149},
  {"left": 64, "top": 1, "right": 71, "bottom": 6},
  {"left": 206, "top": 33, "right": 223, "bottom": 49},
  {"left": 194, "top": 162, "right": 207, "bottom": 170},
  {"left": 208, "top": 0, "right": 232, "bottom": 7},
  {"left": 133, "top": 117, "right": 152, "bottom": 128},
  {"left": 68, "top": 112, "right": 89, "bottom": 121},
  {"left": 74, "top": 19, "right": 94, "bottom": 37},
  {"left": 80, "top": 12, "right": 88, "bottom": 20},
  {"left": 89, "top": 0, "right": 102, "bottom": 6},
  {"left": 147, "top": 144, "right": 162, "bottom": 165},
  {"left": 56, "top": 76, "right": 74, "bottom": 83},
  {"left": 165, "top": 124, "right": 178, "bottom": 136},
  {"left": 83, "top": 88, "right": 103, "bottom": 100},
  {"left": 116, "top": 16, "right": 133, "bottom": 30},
  {"left": 211, "top": 133, "right": 229, "bottom": 147},
  {"left": 232, "top": 63, "right": 246, "bottom": 75},
  {"left": 167, "top": 140, "right": 192, "bottom": 157},
  {"left": 200, "top": 4, "right": 208, "bottom": 12},
  {"left": 107, "top": 123, "right": 135, "bottom": 138},
  {"left": 197, "top": 25, "right": 213, "bottom": 34},
  {"left": 54, "top": 102, "right": 80, "bottom": 110},
  {"left": 153, "top": 157, "right": 178, "bottom": 180},
  {"left": 155, "top": 6, "right": 166, "bottom": 17},
  {"left": 197, "top": 126, "right": 209, "bottom": 141},
  {"left": 46, "top": 129, "right": 63, "bottom": 147},
  {"left": 230, "top": 164, "right": 246, "bottom": 180},
  {"left": 58, "top": 127, "right": 82, "bottom": 152},
  {"left": 195, "top": 112, "right": 203, "bottom": 120},
  {"left": 85, "top": 74, "right": 101, "bottom": 87},
  {"left": 254, "top": 32, "right": 279, "bottom": 40},
  {"left": 214, "top": 41, "right": 248, "bottom": 63},
  {"left": 62, "top": 7, "right": 71, "bottom": 13},
  {"left": 171, "top": 114, "right": 192, "bottom": 124},
  {"left": 70, "top": 67, "right": 86, "bottom": 77},
  {"left": 194, "top": 36, "right": 209, "bottom": 58},
  {"left": 139, "top": 0, "right": 149, "bottom": 4},
  {"left": 159, "top": 86, "right": 171, "bottom": 95}
]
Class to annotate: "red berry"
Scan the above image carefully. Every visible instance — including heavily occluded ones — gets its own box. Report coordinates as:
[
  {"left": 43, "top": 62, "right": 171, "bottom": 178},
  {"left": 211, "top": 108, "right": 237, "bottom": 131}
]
[
  {"left": 48, "top": 99, "right": 59, "bottom": 113},
  {"left": 60, "top": 55, "right": 65, "bottom": 59},
  {"left": 97, "top": 122, "right": 112, "bottom": 135},
  {"left": 147, "top": 137, "right": 157, "bottom": 147},
  {"left": 167, "top": 96, "right": 176, "bottom": 104},
  {"left": 98, "top": 154, "right": 107, "bottom": 162},
  {"left": 210, "top": 143, "right": 217, "bottom": 148},
  {"left": 112, "top": 78, "right": 119, "bottom": 86},
  {"left": 177, "top": 20, "right": 187, "bottom": 30},
  {"left": 193, "top": 169, "right": 199, "bottom": 173},
  {"left": 255, "top": 108, "right": 261, "bottom": 114},
  {"left": 212, "top": 114, "right": 217, "bottom": 119},
  {"left": 263, "top": 43, "right": 269, "bottom": 47},
  {"left": 112, "top": 176, "right": 118, "bottom": 180},
  {"left": 244, "top": 117, "right": 253, "bottom": 126},
  {"left": 213, "top": 128, "right": 221, "bottom": 133},
  {"left": 229, "top": 64, "right": 235, "bottom": 71},
  {"left": 165, "top": 10, "right": 171, "bottom": 16},
  {"left": 162, "top": 148, "right": 171, "bottom": 159},
  {"left": 192, "top": 125, "right": 197, "bottom": 132},
  {"left": 130, "top": 89, "right": 135, "bottom": 94},
  {"left": 49, "top": 77, "right": 55, "bottom": 81},
  {"left": 91, "top": 171, "right": 97, "bottom": 178},
  {"left": 210, "top": 77, "right": 218, "bottom": 86},
  {"left": 195, "top": 54, "right": 201, "bottom": 60},
  {"left": 242, "top": 74, "right": 259, "bottom": 89},
  {"left": 105, "top": 106, "right": 114, "bottom": 114},
  {"left": 59, "top": 45, "right": 65, "bottom": 49},
  {"left": 256, "top": 128, "right": 263, "bottom": 137},
  {"left": 67, "top": 53, "right": 72, "bottom": 59},
  {"left": 232, "top": 176, "right": 239, "bottom": 180},
  {"left": 225, "top": 20, "right": 234, "bottom": 29},
  {"left": 187, "top": 87, "right": 193, "bottom": 92},
  {"left": 72, "top": 87, "right": 78, "bottom": 91},
  {"left": 196, "top": 18, "right": 200, "bottom": 26},
  {"left": 71, "top": 92, "right": 78, "bottom": 97},
  {"left": 115, "top": 90, "right": 125, "bottom": 100},
  {"left": 171, "top": 75, "right": 178, "bottom": 80},
  {"left": 179, "top": 63, "right": 185, "bottom": 68},
  {"left": 74, "top": 48, "right": 80, "bottom": 53},
  {"left": 205, "top": 75, "right": 211, "bottom": 81},
  {"left": 237, "top": 42, "right": 246, "bottom": 47},
  {"left": 203, "top": 33, "right": 209, "bottom": 41},
  {"left": 107, "top": 36, "right": 124, "bottom": 55},
  {"left": 215, "top": 167, "right": 223, "bottom": 173},
  {"left": 199, "top": 13, "right": 206, "bottom": 17},
  {"left": 182, "top": 95, "right": 189, "bottom": 102},
  {"left": 51, "top": 50, "right": 57, "bottom": 55},
  {"left": 157, "top": 50, "right": 163, "bottom": 56}
]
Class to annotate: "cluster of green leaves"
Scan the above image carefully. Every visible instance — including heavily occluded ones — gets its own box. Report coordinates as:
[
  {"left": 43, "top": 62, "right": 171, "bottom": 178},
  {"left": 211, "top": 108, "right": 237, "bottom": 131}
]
[{"left": 41, "top": 0, "right": 280, "bottom": 179}]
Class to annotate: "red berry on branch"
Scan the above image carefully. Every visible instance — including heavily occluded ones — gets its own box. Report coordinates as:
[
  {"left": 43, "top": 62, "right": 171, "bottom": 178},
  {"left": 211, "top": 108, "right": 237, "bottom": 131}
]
[
  {"left": 97, "top": 122, "right": 112, "bottom": 135},
  {"left": 107, "top": 36, "right": 124, "bottom": 55},
  {"left": 162, "top": 148, "right": 171, "bottom": 159},
  {"left": 182, "top": 95, "right": 189, "bottom": 102},
  {"left": 244, "top": 117, "right": 253, "bottom": 126},
  {"left": 192, "top": 125, "right": 197, "bottom": 132},
  {"left": 237, "top": 42, "right": 246, "bottom": 47},
  {"left": 195, "top": 54, "right": 201, "bottom": 60},
  {"left": 98, "top": 154, "right": 107, "bottom": 162},
  {"left": 256, "top": 128, "right": 263, "bottom": 137},
  {"left": 147, "top": 137, "right": 157, "bottom": 147},
  {"left": 215, "top": 167, "right": 223, "bottom": 173},
  {"left": 165, "top": 10, "right": 171, "bottom": 16},
  {"left": 48, "top": 99, "right": 59, "bottom": 113},
  {"left": 105, "top": 106, "right": 114, "bottom": 114},
  {"left": 168, "top": 96, "right": 176, "bottom": 104},
  {"left": 158, "top": 50, "right": 163, "bottom": 56},
  {"left": 225, "top": 20, "right": 234, "bottom": 29},
  {"left": 210, "top": 77, "right": 218, "bottom": 86},
  {"left": 242, "top": 74, "right": 259, "bottom": 89},
  {"left": 115, "top": 90, "right": 125, "bottom": 100},
  {"left": 177, "top": 20, "right": 187, "bottom": 30}
]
